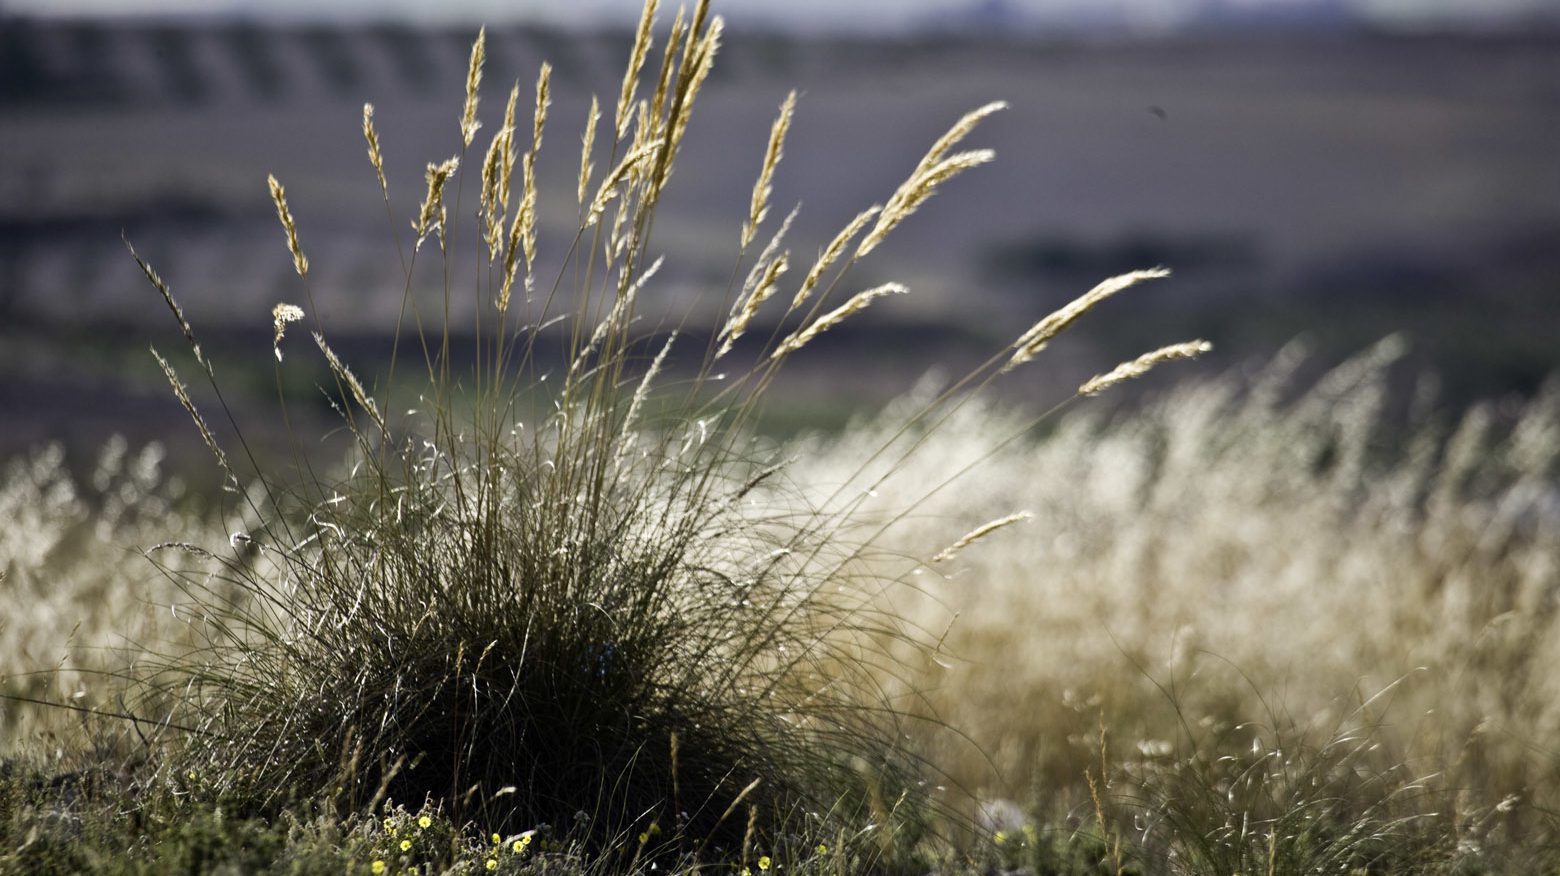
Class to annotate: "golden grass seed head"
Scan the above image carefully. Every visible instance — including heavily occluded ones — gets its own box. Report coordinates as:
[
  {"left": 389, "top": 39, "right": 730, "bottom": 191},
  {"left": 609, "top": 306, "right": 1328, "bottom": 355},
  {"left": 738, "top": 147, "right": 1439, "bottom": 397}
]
[
  {"left": 617, "top": 0, "right": 659, "bottom": 139},
  {"left": 1078, "top": 340, "right": 1212, "bottom": 397},
  {"left": 266, "top": 174, "right": 309, "bottom": 279},
  {"left": 855, "top": 102, "right": 1005, "bottom": 259},
  {"left": 520, "top": 152, "right": 539, "bottom": 270},
  {"left": 532, "top": 62, "right": 553, "bottom": 154},
  {"left": 743, "top": 89, "right": 797, "bottom": 250},
  {"left": 362, "top": 103, "right": 387, "bottom": 196},
  {"left": 611, "top": 0, "right": 655, "bottom": 138},
  {"left": 498, "top": 194, "right": 525, "bottom": 313},
  {"left": 499, "top": 80, "right": 521, "bottom": 208},
  {"left": 578, "top": 95, "right": 600, "bottom": 206},
  {"left": 480, "top": 126, "right": 511, "bottom": 260},
  {"left": 649, "top": 3, "right": 716, "bottom": 197},
  {"left": 151, "top": 346, "right": 236, "bottom": 488},
  {"left": 271, "top": 303, "right": 304, "bottom": 362},
  {"left": 587, "top": 142, "right": 661, "bottom": 227},
  {"left": 1004, "top": 268, "right": 1171, "bottom": 372},
  {"left": 931, "top": 511, "right": 1033, "bottom": 564},
  {"left": 771, "top": 282, "right": 907, "bottom": 360},
  {"left": 717, "top": 251, "right": 788, "bottom": 360},
  {"left": 915, "top": 100, "right": 1007, "bottom": 179},
  {"left": 857, "top": 149, "right": 996, "bottom": 259},
  {"left": 313, "top": 332, "right": 387, "bottom": 433},
  {"left": 662, "top": 16, "right": 721, "bottom": 180},
  {"left": 497, "top": 153, "right": 540, "bottom": 313},
  {"left": 649, "top": 6, "right": 686, "bottom": 135},
  {"left": 413, "top": 157, "right": 460, "bottom": 249},
  {"left": 127, "top": 238, "right": 205, "bottom": 370},
  {"left": 461, "top": 26, "right": 486, "bottom": 148},
  {"left": 791, "top": 205, "right": 881, "bottom": 314}
]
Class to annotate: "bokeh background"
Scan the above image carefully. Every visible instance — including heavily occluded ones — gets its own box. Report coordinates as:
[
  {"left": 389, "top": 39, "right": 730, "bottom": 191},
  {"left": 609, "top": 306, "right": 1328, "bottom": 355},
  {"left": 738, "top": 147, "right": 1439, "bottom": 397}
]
[{"left": 3, "top": 0, "right": 1559, "bottom": 472}]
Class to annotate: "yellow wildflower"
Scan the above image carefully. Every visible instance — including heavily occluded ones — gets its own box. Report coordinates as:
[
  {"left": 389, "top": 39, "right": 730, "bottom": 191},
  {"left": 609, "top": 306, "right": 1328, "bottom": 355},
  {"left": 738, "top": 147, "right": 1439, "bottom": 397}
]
[
  {"left": 399, "top": 839, "right": 411, "bottom": 852},
  {"left": 371, "top": 862, "right": 387, "bottom": 875},
  {"left": 418, "top": 815, "right": 432, "bottom": 829},
  {"left": 758, "top": 855, "right": 772, "bottom": 871},
  {"left": 485, "top": 859, "right": 498, "bottom": 871}
]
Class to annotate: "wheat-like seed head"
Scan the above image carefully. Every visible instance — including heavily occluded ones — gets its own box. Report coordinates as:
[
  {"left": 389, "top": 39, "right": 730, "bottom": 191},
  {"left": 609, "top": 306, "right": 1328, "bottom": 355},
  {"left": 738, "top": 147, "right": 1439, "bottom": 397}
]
[
  {"left": 627, "top": 99, "right": 655, "bottom": 187},
  {"left": 520, "top": 152, "right": 539, "bottom": 271},
  {"left": 617, "top": 0, "right": 659, "bottom": 139},
  {"left": 271, "top": 303, "right": 304, "bottom": 362},
  {"left": 931, "top": 511, "right": 1033, "bottom": 564},
  {"left": 719, "top": 205, "right": 796, "bottom": 352},
  {"left": 791, "top": 205, "right": 881, "bottom": 314},
  {"left": 1078, "top": 340, "right": 1213, "bottom": 397},
  {"left": 413, "top": 157, "right": 460, "bottom": 249},
  {"left": 152, "top": 347, "right": 236, "bottom": 488},
  {"left": 857, "top": 149, "right": 996, "bottom": 259},
  {"left": 480, "top": 125, "right": 512, "bottom": 260},
  {"left": 915, "top": 100, "right": 1007, "bottom": 181},
  {"left": 578, "top": 96, "right": 600, "bottom": 206},
  {"left": 499, "top": 80, "right": 521, "bottom": 207},
  {"left": 314, "top": 332, "right": 386, "bottom": 433},
  {"left": 127, "top": 239, "right": 205, "bottom": 370},
  {"left": 1004, "top": 268, "right": 1171, "bottom": 372},
  {"left": 648, "top": 1, "right": 715, "bottom": 197},
  {"left": 743, "top": 90, "right": 797, "bottom": 250},
  {"left": 497, "top": 155, "right": 539, "bottom": 314},
  {"left": 266, "top": 174, "right": 309, "bottom": 279},
  {"left": 461, "top": 27, "right": 486, "bottom": 148},
  {"left": 856, "top": 102, "right": 1005, "bottom": 259},
  {"left": 532, "top": 62, "right": 553, "bottom": 156},
  {"left": 587, "top": 142, "right": 661, "bottom": 227},
  {"left": 658, "top": 15, "right": 722, "bottom": 194},
  {"left": 498, "top": 205, "right": 524, "bottom": 314},
  {"left": 362, "top": 103, "right": 387, "bottom": 197},
  {"left": 717, "top": 252, "right": 789, "bottom": 360},
  {"left": 649, "top": 6, "right": 686, "bottom": 136},
  {"left": 771, "top": 282, "right": 907, "bottom": 360}
]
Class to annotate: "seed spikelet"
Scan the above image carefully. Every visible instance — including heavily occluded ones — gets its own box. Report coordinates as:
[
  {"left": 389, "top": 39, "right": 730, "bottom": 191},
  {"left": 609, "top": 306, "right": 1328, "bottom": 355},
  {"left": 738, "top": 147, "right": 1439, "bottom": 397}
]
[
  {"left": 617, "top": 0, "right": 658, "bottom": 138},
  {"left": 1078, "top": 340, "right": 1213, "bottom": 396},
  {"left": 314, "top": 332, "right": 387, "bottom": 433},
  {"left": 1004, "top": 268, "right": 1171, "bottom": 372},
  {"left": 743, "top": 90, "right": 796, "bottom": 249},
  {"left": 267, "top": 174, "right": 308, "bottom": 279},
  {"left": 461, "top": 27, "right": 486, "bottom": 147},
  {"left": 932, "top": 512, "right": 1033, "bottom": 564},
  {"left": 771, "top": 282, "right": 906, "bottom": 360},
  {"left": 362, "top": 103, "right": 387, "bottom": 197}
]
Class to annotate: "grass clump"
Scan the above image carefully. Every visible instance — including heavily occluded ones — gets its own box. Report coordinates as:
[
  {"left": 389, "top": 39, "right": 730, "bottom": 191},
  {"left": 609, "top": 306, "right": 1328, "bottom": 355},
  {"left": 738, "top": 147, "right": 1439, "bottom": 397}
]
[{"left": 101, "top": 0, "right": 1208, "bottom": 867}]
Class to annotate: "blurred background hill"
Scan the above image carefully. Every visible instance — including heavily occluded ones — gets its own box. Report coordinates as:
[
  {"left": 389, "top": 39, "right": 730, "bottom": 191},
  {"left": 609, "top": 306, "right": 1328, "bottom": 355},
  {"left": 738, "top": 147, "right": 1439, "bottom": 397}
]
[{"left": 2, "top": 0, "right": 1558, "bottom": 471}]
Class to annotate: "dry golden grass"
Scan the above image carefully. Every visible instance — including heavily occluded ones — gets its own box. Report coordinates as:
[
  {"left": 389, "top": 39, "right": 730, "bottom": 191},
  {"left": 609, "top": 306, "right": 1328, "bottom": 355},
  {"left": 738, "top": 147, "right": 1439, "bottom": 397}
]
[
  {"left": 1078, "top": 339, "right": 1213, "bottom": 396},
  {"left": 793, "top": 341, "right": 1560, "bottom": 837}
]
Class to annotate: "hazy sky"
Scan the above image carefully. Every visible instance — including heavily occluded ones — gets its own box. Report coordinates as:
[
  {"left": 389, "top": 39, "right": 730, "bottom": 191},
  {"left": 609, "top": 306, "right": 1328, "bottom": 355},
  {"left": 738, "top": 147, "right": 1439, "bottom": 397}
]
[{"left": 5, "top": 0, "right": 1559, "bottom": 31}]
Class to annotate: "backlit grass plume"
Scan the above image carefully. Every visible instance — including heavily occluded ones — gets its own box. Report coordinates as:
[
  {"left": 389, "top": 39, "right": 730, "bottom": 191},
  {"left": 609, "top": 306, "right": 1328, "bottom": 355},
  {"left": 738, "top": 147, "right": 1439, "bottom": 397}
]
[{"left": 124, "top": 1, "right": 1202, "bottom": 866}]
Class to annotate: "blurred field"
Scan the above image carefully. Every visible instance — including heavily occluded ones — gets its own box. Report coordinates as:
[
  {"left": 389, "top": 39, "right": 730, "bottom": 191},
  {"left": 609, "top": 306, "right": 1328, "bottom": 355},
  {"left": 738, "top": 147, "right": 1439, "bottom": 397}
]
[{"left": 4, "top": 19, "right": 1560, "bottom": 466}]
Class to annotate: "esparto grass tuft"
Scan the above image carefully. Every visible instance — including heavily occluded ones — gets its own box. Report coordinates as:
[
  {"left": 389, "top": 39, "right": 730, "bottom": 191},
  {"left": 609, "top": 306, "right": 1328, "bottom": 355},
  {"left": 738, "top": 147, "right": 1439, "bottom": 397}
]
[{"left": 107, "top": 1, "right": 1207, "bottom": 867}]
